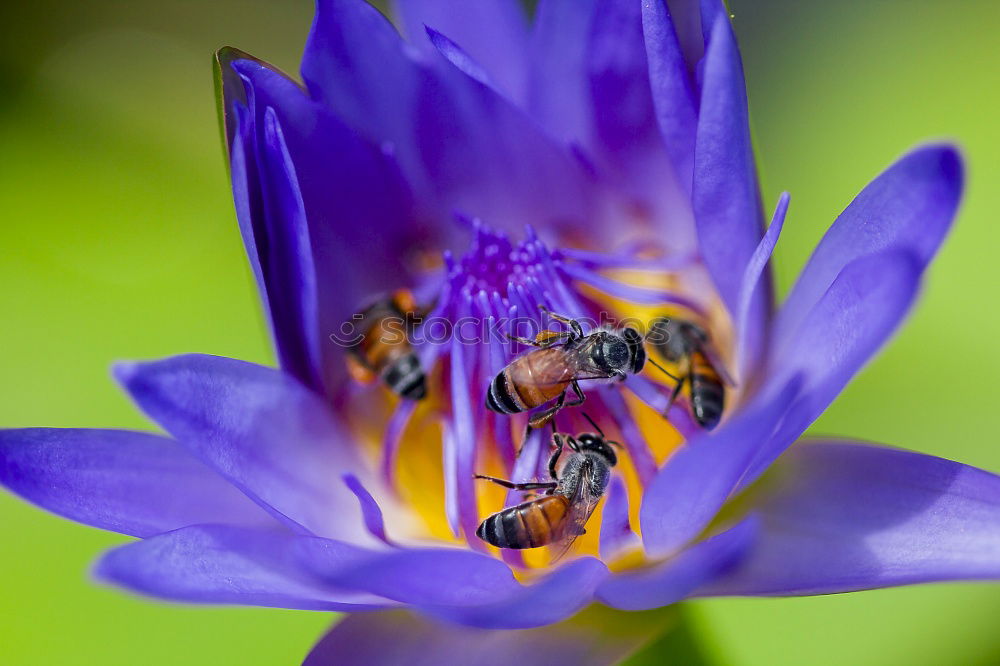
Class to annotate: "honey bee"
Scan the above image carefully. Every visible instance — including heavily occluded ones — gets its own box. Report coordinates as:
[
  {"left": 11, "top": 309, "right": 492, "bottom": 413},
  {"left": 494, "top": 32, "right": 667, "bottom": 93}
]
[
  {"left": 475, "top": 416, "right": 618, "bottom": 554},
  {"left": 485, "top": 307, "right": 646, "bottom": 428},
  {"left": 650, "top": 317, "right": 726, "bottom": 429},
  {"left": 345, "top": 290, "right": 426, "bottom": 400}
]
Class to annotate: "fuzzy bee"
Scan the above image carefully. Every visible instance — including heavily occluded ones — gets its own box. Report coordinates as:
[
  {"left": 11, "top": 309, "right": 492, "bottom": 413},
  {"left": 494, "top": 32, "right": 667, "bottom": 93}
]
[
  {"left": 485, "top": 307, "right": 646, "bottom": 428},
  {"left": 345, "top": 290, "right": 426, "bottom": 400},
  {"left": 475, "top": 417, "right": 618, "bottom": 556},
  {"left": 650, "top": 317, "right": 727, "bottom": 429}
]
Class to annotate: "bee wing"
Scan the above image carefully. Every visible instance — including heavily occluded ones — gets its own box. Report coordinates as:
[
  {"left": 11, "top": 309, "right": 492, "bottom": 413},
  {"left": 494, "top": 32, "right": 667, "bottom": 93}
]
[
  {"left": 564, "top": 336, "right": 617, "bottom": 380},
  {"left": 508, "top": 347, "right": 577, "bottom": 387},
  {"left": 548, "top": 468, "right": 604, "bottom": 563}
]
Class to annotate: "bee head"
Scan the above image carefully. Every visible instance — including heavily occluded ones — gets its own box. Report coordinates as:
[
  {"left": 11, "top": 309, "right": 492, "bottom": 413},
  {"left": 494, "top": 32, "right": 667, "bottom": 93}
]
[
  {"left": 652, "top": 317, "right": 705, "bottom": 361},
  {"left": 623, "top": 327, "right": 646, "bottom": 374},
  {"left": 595, "top": 331, "right": 631, "bottom": 374},
  {"left": 575, "top": 433, "right": 618, "bottom": 467}
]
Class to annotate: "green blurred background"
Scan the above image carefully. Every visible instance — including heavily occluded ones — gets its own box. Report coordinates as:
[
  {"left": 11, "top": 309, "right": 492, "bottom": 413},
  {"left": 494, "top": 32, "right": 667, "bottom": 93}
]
[{"left": 1, "top": 0, "right": 997, "bottom": 663}]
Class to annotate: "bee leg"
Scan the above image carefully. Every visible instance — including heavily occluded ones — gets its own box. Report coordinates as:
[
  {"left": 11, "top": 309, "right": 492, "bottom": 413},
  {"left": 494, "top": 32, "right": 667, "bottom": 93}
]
[
  {"left": 506, "top": 333, "right": 541, "bottom": 347},
  {"left": 528, "top": 407, "right": 559, "bottom": 430},
  {"left": 547, "top": 434, "right": 566, "bottom": 481},
  {"left": 663, "top": 373, "right": 686, "bottom": 416},
  {"left": 538, "top": 305, "right": 584, "bottom": 339},
  {"left": 528, "top": 389, "right": 565, "bottom": 429},
  {"left": 505, "top": 332, "right": 572, "bottom": 349},
  {"left": 474, "top": 475, "right": 559, "bottom": 492},
  {"left": 566, "top": 380, "right": 586, "bottom": 407}
]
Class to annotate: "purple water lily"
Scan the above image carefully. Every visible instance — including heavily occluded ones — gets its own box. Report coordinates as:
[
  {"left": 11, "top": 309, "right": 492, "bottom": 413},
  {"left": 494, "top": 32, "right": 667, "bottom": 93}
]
[{"left": 2, "top": 0, "right": 999, "bottom": 663}]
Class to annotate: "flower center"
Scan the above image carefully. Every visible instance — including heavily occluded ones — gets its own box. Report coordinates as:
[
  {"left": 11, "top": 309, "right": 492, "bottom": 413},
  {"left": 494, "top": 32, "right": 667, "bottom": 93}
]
[{"left": 349, "top": 222, "right": 734, "bottom": 568}]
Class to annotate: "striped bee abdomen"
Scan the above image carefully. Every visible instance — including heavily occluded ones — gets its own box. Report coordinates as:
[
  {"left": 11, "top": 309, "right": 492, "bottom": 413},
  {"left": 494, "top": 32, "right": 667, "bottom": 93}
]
[
  {"left": 485, "top": 349, "right": 572, "bottom": 415},
  {"left": 485, "top": 370, "right": 524, "bottom": 414},
  {"left": 689, "top": 351, "right": 724, "bottom": 430},
  {"left": 381, "top": 353, "right": 426, "bottom": 400},
  {"left": 476, "top": 494, "right": 569, "bottom": 549}
]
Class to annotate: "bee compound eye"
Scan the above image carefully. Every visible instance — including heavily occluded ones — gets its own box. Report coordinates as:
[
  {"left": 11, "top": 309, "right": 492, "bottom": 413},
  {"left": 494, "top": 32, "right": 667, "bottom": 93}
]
[{"left": 604, "top": 339, "right": 629, "bottom": 368}]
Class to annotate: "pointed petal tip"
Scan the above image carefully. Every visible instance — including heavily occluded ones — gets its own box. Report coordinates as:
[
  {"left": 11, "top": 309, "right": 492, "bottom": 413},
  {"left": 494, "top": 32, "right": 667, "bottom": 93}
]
[
  {"left": 901, "top": 141, "right": 965, "bottom": 185},
  {"left": 110, "top": 359, "right": 140, "bottom": 387}
]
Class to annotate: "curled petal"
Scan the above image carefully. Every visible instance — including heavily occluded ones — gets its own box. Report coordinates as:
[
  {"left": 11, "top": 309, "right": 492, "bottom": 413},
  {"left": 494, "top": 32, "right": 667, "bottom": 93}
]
[
  {"left": 0, "top": 428, "right": 271, "bottom": 537},
  {"left": 342, "top": 474, "right": 391, "bottom": 545},
  {"left": 597, "top": 518, "right": 756, "bottom": 611},
  {"left": 219, "top": 54, "right": 323, "bottom": 392},
  {"left": 744, "top": 249, "right": 923, "bottom": 484},
  {"left": 703, "top": 441, "right": 1000, "bottom": 596},
  {"left": 258, "top": 106, "right": 323, "bottom": 391},
  {"left": 226, "top": 56, "right": 419, "bottom": 395},
  {"left": 114, "top": 354, "right": 372, "bottom": 542},
  {"left": 774, "top": 144, "right": 963, "bottom": 352},
  {"left": 735, "top": 192, "right": 789, "bottom": 376}
]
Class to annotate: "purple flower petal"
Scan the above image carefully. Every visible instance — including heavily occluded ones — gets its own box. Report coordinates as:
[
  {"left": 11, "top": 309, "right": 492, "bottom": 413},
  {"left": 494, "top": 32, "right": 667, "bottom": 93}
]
[
  {"left": 301, "top": 0, "right": 597, "bottom": 243},
  {"left": 585, "top": 0, "right": 693, "bottom": 248},
  {"left": 342, "top": 474, "right": 391, "bottom": 545},
  {"left": 639, "top": 376, "right": 802, "bottom": 557},
  {"left": 114, "top": 354, "right": 373, "bottom": 542},
  {"left": 702, "top": 441, "right": 1000, "bottom": 596},
  {"left": 599, "top": 476, "right": 639, "bottom": 561},
  {"left": 301, "top": 0, "right": 420, "bottom": 156},
  {"left": 227, "top": 56, "right": 420, "bottom": 396},
  {"left": 692, "top": 9, "right": 767, "bottom": 363},
  {"left": 304, "top": 605, "right": 674, "bottom": 666},
  {"left": 95, "top": 524, "right": 392, "bottom": 611},
  {"left": 0, "top": 428, "right": 272, "bottom": 537},
  {"left": 218, "top": 54, "right": 324, "bottom": 393},
  {"left": 743, "top": 249, "right": 923, "bottom": 484},
  {"left": 587, "top": 0, "right": 661, "bottom": 164},
  {"left": 424, "top": 27, "right": 493, "bottom": 88},
  {"left": 259, "top": 107, "right": 323, "bottom": 391},
  {"left": 301, "top": 531, "right": 607, "bottom": 629},
  {"left": 446, "top": 311, "right": 481, "bottom": 545},
  {"left": 423, "top": 558, "right": 610, "bottom": 629},
  {"left": 642, "top": 0, "right": 698, "bottom": 193},
  {"left": 528, "top": 0, "right": 598, "bottom": 145},
  {"left": 597, "top": 518, "right": 756, "bottom": 611},
  {"left": 391, "top": 0, "right": 529, "bottom": 100},
  {"left": 774, "top": 144, "right": 963, "bottom": 353},
  {"left": 298, "top": 542, "right": 521, "bottom": 609},
  {"left": 735, "top": 192, "right": 789, "bottom": 376}
]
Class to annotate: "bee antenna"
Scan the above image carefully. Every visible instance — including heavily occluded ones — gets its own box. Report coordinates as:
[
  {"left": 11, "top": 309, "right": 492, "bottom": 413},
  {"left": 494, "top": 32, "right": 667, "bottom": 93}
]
[
  {"left": 607, "top": 439, "right": 623, "bottom": 450},
  {"left": 581, "top": 412, "right": 605, "bottom": 438},
  {"left": 648, "top": 356, "right": 681, "bottom": 383}
]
